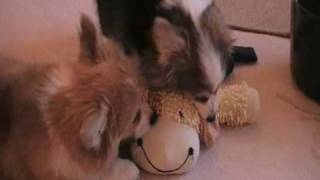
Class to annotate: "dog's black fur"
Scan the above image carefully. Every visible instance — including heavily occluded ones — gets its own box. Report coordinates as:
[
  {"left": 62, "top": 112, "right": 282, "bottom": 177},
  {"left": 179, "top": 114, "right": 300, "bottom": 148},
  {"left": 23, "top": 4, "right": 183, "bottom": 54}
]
[{"left": 96, "top": 0, "right": 160, "bottom": 59}]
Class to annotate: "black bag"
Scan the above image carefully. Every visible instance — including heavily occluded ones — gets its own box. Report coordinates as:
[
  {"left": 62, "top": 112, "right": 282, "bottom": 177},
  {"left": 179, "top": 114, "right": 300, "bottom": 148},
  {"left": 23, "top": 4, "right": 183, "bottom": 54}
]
[{"left": 291, "top": 0, "right": 320, "bottom": 103}]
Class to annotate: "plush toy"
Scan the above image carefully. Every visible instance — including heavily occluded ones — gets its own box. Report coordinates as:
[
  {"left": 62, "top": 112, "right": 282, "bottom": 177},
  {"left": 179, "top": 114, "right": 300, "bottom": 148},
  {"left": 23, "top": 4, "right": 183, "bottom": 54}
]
[
  {"left": 131, "top": 83, "right": 260, "bottom": 175},
  {"left": 131, "top": 91, "right": 217, "bottom": 175},
  {"left": 217, "top": 82, "right": 260, "bottom": 126}
]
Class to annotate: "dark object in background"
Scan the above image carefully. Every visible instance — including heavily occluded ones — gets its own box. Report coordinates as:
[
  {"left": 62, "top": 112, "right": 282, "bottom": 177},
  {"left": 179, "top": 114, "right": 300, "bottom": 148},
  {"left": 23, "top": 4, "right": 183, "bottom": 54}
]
[
  {"left": 291, "top": 0, "right": 320, "bottom": 104},
  {"left": 298, "top": 0, "right": 320, "bottom": 15},
  {"left": 225, "top": 45, "right": 258, "bottom": 78},
  {"left": 96, "top": 0, "right": 160, "bottom": 58},
  {"left": 232, "top": 46, "right": 258, "bottom": 64},
  {"left": 0, "top": 84, "right": 12, "bottom": 143}
]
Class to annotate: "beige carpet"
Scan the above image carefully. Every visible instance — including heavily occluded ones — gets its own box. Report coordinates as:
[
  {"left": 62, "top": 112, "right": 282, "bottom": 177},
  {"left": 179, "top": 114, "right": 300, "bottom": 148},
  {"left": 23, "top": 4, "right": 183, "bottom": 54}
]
[
  {"left": 0, "top": 0, "right": 319, "bottom": 180},
  {"left": 216, "top": 0, "right": 291, "bottom": 37}
]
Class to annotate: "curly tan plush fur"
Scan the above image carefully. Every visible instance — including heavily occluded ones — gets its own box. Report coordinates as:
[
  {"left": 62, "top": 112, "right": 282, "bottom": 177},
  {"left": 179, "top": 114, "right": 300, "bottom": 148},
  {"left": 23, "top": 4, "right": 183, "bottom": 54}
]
[{"left": 217, "top": 83, "right": 260, "bottom": 126}]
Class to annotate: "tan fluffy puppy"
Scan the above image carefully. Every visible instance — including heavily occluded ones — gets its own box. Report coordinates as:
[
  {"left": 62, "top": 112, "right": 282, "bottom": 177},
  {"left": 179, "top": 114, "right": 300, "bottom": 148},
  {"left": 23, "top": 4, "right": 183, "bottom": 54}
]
[{"left": 0, "top": 15, "right": 150, "bottom": 180}]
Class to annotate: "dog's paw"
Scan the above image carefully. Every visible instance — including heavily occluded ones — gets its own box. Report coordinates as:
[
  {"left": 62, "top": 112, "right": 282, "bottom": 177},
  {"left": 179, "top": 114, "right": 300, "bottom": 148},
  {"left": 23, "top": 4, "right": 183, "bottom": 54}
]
[
  {"left": 111, "top": 159, "right": 140, "bottom": 180},
  {"left": 122, "top": 161, "right": 140, "bottom": 180}
]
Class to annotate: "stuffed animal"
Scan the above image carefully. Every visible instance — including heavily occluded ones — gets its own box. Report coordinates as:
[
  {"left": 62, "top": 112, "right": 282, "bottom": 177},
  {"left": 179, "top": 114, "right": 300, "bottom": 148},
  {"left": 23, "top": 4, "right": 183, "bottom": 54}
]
[
  {"left": 217, "top": 82, "right": 260, "bottom": 126},
  {"left": 131, "top": 90, "right": 217, "bottom": 175},
  {"left": 131, "top": 83, "right": 260, "bottom": 175}
]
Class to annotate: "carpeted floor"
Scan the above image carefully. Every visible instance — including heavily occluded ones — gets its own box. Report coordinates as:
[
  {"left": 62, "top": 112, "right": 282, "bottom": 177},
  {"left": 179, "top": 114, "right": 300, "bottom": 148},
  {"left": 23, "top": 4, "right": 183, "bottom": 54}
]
[
  {"left": 0, "top": 0, "right": 319, "bottom": 180},
  {"left": 216, "top": 0, "right": 291, "bottom": 37}
]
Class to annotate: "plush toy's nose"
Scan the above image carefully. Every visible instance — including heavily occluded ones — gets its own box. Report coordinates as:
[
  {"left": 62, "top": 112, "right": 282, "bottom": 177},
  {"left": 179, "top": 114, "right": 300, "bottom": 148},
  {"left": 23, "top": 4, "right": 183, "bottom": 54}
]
[
  {"left": 188, "top": 147, "right": 194, "bottom": 156},
  {"left": 207, "top": 114, "right": 216, "bottom": 123}
]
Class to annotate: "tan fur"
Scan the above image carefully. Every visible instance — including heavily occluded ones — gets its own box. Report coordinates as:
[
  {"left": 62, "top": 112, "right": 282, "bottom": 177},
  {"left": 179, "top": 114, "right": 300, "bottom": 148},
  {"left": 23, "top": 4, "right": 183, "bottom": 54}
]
[{"left": 0, "top": 15, "right": 150, "bottom": 180}]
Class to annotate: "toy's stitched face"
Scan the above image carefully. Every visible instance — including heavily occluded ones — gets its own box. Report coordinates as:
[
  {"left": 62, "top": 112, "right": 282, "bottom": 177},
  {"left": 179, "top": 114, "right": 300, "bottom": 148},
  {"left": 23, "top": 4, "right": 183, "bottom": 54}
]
[{"left": 133, "top": 118, "right": 200, "bottom": 174}]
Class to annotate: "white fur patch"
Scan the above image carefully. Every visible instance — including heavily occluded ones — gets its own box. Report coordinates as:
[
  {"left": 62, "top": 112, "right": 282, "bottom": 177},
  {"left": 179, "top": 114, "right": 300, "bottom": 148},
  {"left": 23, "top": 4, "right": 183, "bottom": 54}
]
[
  {"left": 80, "top": 104, "right": 108, "bottom": 151},
  {"left": 199, "top": 33, "right": 224, "bottom": 90}
]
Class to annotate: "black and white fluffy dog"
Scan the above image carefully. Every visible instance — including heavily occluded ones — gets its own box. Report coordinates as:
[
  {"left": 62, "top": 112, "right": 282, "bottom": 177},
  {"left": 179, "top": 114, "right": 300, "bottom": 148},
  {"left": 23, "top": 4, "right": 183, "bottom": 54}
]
[{"left": 96, "top": 0, "right": 233, "bottom": 131}]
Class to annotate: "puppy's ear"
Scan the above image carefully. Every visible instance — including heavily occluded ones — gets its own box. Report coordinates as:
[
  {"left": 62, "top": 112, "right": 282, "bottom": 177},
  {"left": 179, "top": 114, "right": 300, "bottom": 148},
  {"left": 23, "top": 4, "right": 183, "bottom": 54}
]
[
  {"left": 79, "top": 14, "right": 99, "bottom": 64},
  {"left": 153, "top": 18, "right": 186, "bottom": 65},
  {"left": 80, "top": 104, "right": 110, "bottom": 152}
]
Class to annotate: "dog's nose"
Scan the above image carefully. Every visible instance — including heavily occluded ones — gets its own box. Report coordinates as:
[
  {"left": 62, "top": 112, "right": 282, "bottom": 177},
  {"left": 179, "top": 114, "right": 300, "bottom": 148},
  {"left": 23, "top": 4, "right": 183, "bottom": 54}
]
[
  {"left": 206, "top": 114, "right": 216, "bottom": 123},
  {"left": 149, "top": 111, "right": 158, "bottom": 126},
  {"left": 137, "top": 138, "right": 143, "bottom": 146}
]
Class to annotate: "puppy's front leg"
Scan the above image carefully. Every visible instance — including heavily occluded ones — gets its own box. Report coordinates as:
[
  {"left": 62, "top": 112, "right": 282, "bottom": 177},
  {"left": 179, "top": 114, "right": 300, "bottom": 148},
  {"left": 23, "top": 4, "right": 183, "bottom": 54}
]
[{"left": 107, "top": 158, "right": 140, "bottom": 180}]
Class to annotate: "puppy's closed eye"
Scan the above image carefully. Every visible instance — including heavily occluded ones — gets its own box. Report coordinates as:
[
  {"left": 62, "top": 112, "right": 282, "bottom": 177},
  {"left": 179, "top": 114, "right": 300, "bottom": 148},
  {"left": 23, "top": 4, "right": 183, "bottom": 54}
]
[
  {"left": 195, "top": 89, "right": 217, "bottom": 104},
  {"left": 195, "top": 96, "right": 210, "bottom": 104}
]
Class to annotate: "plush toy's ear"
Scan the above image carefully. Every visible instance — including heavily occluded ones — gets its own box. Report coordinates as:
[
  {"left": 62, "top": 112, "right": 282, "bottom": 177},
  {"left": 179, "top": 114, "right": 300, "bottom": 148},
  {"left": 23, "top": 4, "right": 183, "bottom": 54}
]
[
  {"left": 79, "top": 14, "right": 99, "bottom": 64},
  {"left": 80, "top": 104, "right": 110, "bottom": 152}
]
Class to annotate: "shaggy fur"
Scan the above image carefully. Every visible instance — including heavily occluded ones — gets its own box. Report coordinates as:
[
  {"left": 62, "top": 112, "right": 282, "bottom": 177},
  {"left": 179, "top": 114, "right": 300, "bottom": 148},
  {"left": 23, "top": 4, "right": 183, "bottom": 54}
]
[
  {"left": 96, "top": 0, "right": 232, "bottom": 128},
  {"left": 0, "top": 15, "right": 150, "bottom": 180}
]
